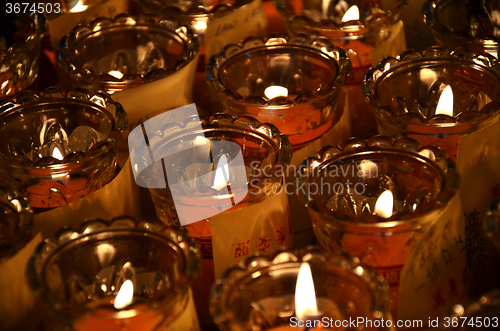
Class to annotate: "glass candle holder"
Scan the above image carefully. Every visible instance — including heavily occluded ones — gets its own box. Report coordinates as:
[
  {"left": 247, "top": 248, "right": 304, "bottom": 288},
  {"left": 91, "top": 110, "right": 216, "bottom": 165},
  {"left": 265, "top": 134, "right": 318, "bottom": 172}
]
[
  {"left": 206, "top": 34, "right": 351, "bottom": 151},
  {"left": 296, "top": 136, "right": 460, "bottom": 316},
  {"left": 363, "top": 47, "right": 500, "bottom": 160},
  {"left": 0, "top": 187, "right": 32, "bottom": 261},
  {"left": 129, "top": 109, "right": 293, "bottom": 329},
  {"left": 57, "top": 13, "right": 199, "bottom": 125},
  {"left": 27, "top": 216, "right": 201, "bottom": 331},
  {"left": 210, "top": 247, "right": 391, "bottom": 330},
  {"left": 273, "top": 0, "right": 406, "bottom": 138},
  {"left": 0, "top": 87, "right": 127, "bottom": 212},
  {"left": 423, "top": 0, "right": 500, "bottom": 57},
  {"left": 46, "top": 0, "right": 129, "bottom": 53},
  {"left": 0, "top": 11, "right": 46, "bottom": 98}
]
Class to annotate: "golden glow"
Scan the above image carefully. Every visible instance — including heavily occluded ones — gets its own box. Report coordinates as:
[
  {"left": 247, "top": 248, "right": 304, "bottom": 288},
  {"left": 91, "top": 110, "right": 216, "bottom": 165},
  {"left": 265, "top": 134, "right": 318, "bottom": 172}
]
[
  {"left": 212, "top": 155, "right": 230, "bottom": 191},
  {"left": 108, "top": 70, "right": 124, "bottom": 79},
  {"left": 69, "top": 1, "right": 88, "bottom": 12},
  {"left": 264, "top": 86, "right": 288, "bottom": 99},
  {"left": 52, "top": 147, "right": 63, "bottom": 161},
  {"left": 113, "top": 280, "right": 134, "bottom": 310},
  {"left": 357, "top": 160, "right": 378, "bottom": 178},
  {"left": 435, "top": 85, "right": 454, "bottom": 116},
  {"left": 295, "top": 263, "right": 319, "bottom": 320},
  {"left": 374, "top": 190, "right": 393, "bottom": 219},
  {"left": 341, "top": 5, "right": 360, "bottom": 22}
]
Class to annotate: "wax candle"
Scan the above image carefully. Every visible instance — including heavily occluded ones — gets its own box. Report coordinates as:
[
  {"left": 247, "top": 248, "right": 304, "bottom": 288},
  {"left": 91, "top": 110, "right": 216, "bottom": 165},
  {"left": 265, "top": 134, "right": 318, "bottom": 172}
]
[
  {"left": 297, "top": 136, "right": 461, "bottom": 318},
  {"left": 57, "top": 14, "right": 199, "bottom": 125},
  {"left": 273, "top": 0, "right": 407, "bottom": 138},
  {"left": 128, "top": 108, "right": 294, "bottom": 328},
  {"left": 0, "top": 12, "right": 45, "bottom": 98},
  {"left": 363, "top": 47, "right": 500, "bottom": 161},
  {"left": 0, "top": 88, "right": 127, "bottom": 211},
  {"left": 210, "top": 247, "right": 390, "bottom": 331},
  {"left": 27, "top": 217, "right": 201, "bottom": 331}
]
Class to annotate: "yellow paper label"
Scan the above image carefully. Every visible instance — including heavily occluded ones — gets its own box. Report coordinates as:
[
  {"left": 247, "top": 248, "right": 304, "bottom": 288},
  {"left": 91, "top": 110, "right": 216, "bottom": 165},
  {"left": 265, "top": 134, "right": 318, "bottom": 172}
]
[
  {"left": 0, "top": 234, "right": 42, "bottom": 331},
  {"left": 49, "top": 0, "right": 128, "bottom": 51},
  {"left": 398, "top": 194, "right": 467, "bottom": 320},
  {"left": 166, "top": 288, "right": 200, "bottom": 331},
  {"left": 210, "top": 180, "right": 294, "bottom": 279},
  {"left": 370, "top": 20, "right": 407, "bottom": 66},
  {"left": 33, "top": 157, "right": 144, "bottom": 239},
  {"left": 111, "top": 53, "right": 199, "bottom": 126},
  {"left": 204, "top": 0, "right": 268, "bottom": 65}
]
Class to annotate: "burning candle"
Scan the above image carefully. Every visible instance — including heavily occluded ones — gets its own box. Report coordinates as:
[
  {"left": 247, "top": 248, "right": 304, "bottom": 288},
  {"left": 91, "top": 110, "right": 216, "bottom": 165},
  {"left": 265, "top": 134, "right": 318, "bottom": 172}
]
[
  {"left": 128, "top": 108, "right": 294, "bottom": 328},
  {"left": 273, "top": 0, "right": 407, "bottom": 137},
  {"left": 57, "top": 14, "right": 199, "bottom": 125},
  {"left": 27, "top": 217, "right": 201, "bottom": 331},
  {"left": 0, "top": 12, "right": 46, "bottom": 98},
  {"left": 363, "top": 47, "right": 500, "bottom": 161},
  {"left": 0, "top": 88, "right": 127, "bottom": 212},
  {"left": 207, "top": 34, "right": 351, "bottom": 151},
  {"left": 297, "top": 136, "right": 460, "bottom": 317},
  {"left": 210, "top": 247, "right": 390, "bottom": 330}
]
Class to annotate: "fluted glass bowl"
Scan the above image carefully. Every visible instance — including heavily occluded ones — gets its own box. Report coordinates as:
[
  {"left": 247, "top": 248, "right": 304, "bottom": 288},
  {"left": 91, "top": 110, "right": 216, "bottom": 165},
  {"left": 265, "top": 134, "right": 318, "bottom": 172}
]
[
  {"left": 0, "top": 88, "right": 127, "bottom": 211},
  {"left": 57, "top": 13, "right": 199, "bottom": 93},
  {"left": 423, "top": 0, "right": 500, "bottom": 56},
  {"left": 363, "top": 47, "right": 500, "bottom": 157},
  {"left": 0, "top": 187, "right": 32, "bottom": 261},
  {"left": 207, "top": 34, "right": 351, "bottom": 151},
  {"left": 210, "top": 247, "right": 390, "bottom": 331},
  {"left": 27, "top": 216, "right": 200, "bottom": 330},
  {"left": 0, "top": 11, "right": 46, "bottom": 98},
  {"left": 129, "top": 111, "right": 292, "bottom": 226},
  {"left": 273, "top": 0, "right": 404, "bottom": 48}
]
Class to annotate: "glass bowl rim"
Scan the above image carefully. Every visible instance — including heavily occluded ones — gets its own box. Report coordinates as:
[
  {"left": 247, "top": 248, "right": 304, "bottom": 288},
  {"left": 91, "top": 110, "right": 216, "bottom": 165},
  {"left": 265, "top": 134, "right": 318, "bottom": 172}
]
[
  {"left": 0, "top": 87, "right": 128, "bottom": 172},
  {"left": 363, "top": 46, "right": 500, "bottom": 127},
  {"left": 210, "top": 246, "right": 390, "bottom": 328},
  {"left": 206, "top": 34, "right": 352, "bottom": 108},
  {"left": 296, "top": 136, "right": 460, "bottom": 228},
  {"left": 57, "top": 13, "right": 200, "bottom": 89}
]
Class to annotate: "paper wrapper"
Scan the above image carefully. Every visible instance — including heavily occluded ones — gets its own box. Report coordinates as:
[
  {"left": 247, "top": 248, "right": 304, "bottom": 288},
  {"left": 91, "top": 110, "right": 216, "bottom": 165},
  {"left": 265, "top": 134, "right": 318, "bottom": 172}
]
[
  {"left": 398, "top": 193, "right": 467, "bottom": 320},
  {"left": 398, "top": 119, "right": 500, "bottom": 320},
  {"left": 204, "top": 0, "right": 268, "bottom": 65},
  {"left": 371, "top": 20, "right": 406, "bottom": 67},
  {"left": 111, "top": 53, "right": 199, "bottom": 127},
  {"left": 48, "top": 0, "right": 128, "bottom": 52},
  {"left": 167, "top": 288, "right": 200, "bottom": 331},
  {"left": 33, "top": 157, "right": 144, "bottom": 239},
  {"left": 287, "top": 87, "right": 351, "bottom": 248},
  {"left": 210, "top": 180, "right": 294, "bottom": 279},
  {"left": 0, "top": 234, "right": 42, "bottom": 331}
]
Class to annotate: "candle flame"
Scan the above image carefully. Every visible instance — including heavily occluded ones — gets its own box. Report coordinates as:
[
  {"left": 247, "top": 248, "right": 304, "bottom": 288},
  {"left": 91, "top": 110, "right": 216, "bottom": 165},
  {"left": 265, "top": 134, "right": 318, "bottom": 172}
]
[
  {"left": 52, "top": 147, "right": 64, "bottom": 161},
  {"left": 342, "top": 5, "right": 359, "bottom": 22},
  {"left": 295, "top": 263, "right": 319, "bottom": 321},
  {"left": 69, "top": 1, "right": 88, "bottom": 12},
  {"left": 435, "top": 85, "right": 454, "bottom": 116},
  {"left": 264, "top": 86, "right": 288, "bottom": 100},
  {"left": 374, "top": 190, "right": 393, "bottom": 219},
  {"left": 114, "top": 280, "right": 134, "bottom": 310},
  {"left": 212, "top": 155, "right": 230, "bottom": 191},
  {"left": 108, "top": 70, "right": 124, "bottom": 79}
]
